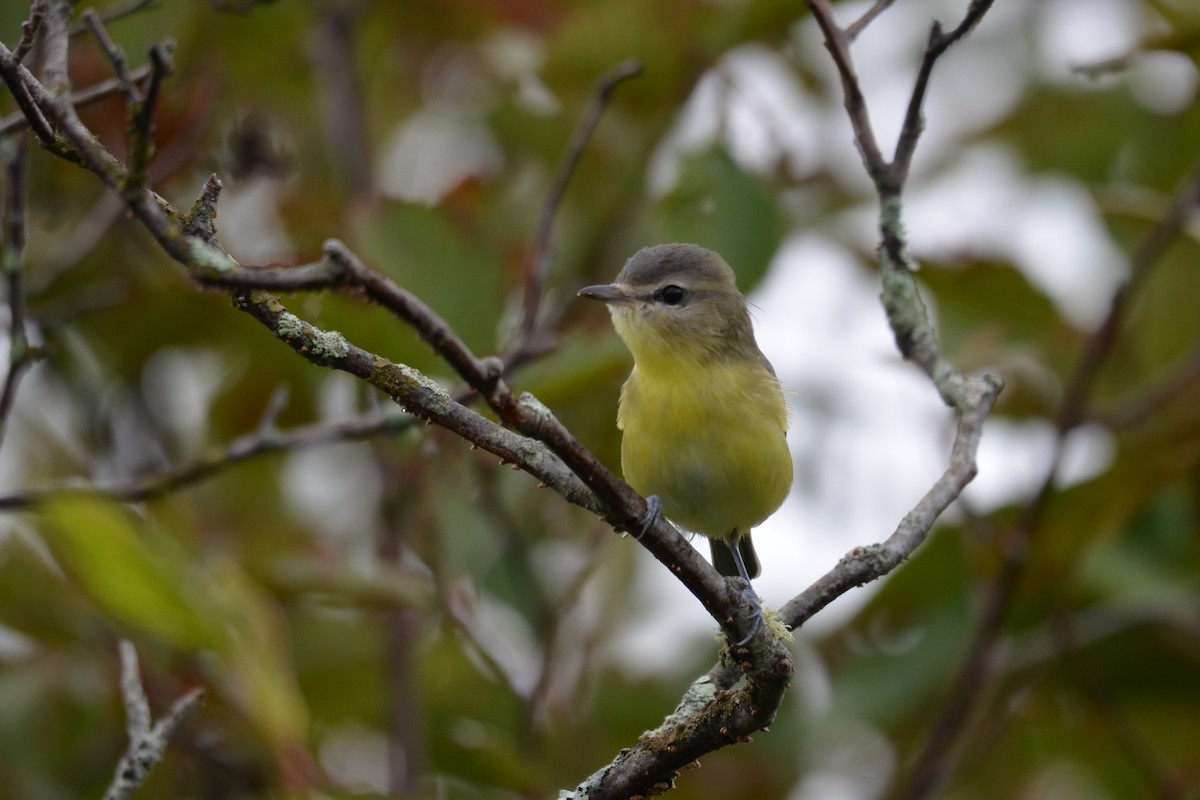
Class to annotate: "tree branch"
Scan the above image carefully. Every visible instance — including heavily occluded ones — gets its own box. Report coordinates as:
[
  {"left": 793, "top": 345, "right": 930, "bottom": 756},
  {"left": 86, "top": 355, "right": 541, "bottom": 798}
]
[
  {"left": 890, "top": 0, "right": 994, "bottom": 192},
  {"left": 12, "top": 0, "right": 47, "bottom": 64},
  {"left": 564, "top": 634, "right": 793, "bottom": 800},
  {"left": 794, "top": 0, "right": 1002, "bottom": 631},
  {"left": 0, "top": 36, "right": 55, "bottom": 144},
  {"left": 807, "top": 0, "right": 886, "bottom": 185},
  {"left": 82, "top": 8, "right": 139, "bottom": 103},
  {"left": 800, "top": 7, "right": 1020, "bottom": 796},
  {"left": 40, "top": 1, "right": 72, "bottom": 98},
  {"left": 102, "top": 640, "right": 205, "bottom": 800}
]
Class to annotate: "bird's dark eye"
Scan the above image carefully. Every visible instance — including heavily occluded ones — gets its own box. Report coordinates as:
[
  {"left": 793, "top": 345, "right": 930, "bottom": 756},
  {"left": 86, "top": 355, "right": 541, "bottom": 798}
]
[{"left": 658, "top": 285, "right": 686, "bottom": 306}]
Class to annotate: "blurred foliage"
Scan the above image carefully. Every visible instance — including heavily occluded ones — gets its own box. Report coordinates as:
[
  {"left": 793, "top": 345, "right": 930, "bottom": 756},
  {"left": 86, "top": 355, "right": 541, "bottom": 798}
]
[{"left": 1, "top": 0, "right": 1199, "bottom": 799}]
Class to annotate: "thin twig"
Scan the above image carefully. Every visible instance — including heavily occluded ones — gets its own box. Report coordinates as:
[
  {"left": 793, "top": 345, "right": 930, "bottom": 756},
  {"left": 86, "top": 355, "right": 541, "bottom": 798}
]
[
  {"left": 808, "top": 0, "right": 994, "bottom": 197},
  {"left": 0, "top": 36, "right": 128, "bottom": 175},
  {"left": 0, "top": 408, "right": 417, "bottom": 510},
  {"left": 890, "top": 1, "right": 995, "bottom": 193},
  {"left": 13, "top": 0, "right": 49, "bottom": 63},
  {"left": 801, "top": 5, "right": 1019, "bottom": 796},
  {"left": 70, "top": 0, "right": 159, "bottom": 36},
  {"left": 845, "top": 0, "right": 897, "bottom": 41},
  {"left": 0, "top": 65, "right": 155, "bottom": 138},
  {"left": 517, "top": 60, "right": 642, "bottom": 348},
  {"left": 126, "top": 40, "right": 174, "bottom": 194},
  {"left": 0, "top": 136, "right": 41, "bottom": 456},
  {"left": 807, "top": 0, "right": 886, "bottom": 185},
  {"left": 792, "top": 0, "right": 1003, "bottom": 639},
  {"left": 782, "top": 373, "right": 1001, "bottom": 628},
  {"left": 82, "top": 8, "right": 140, "bottom": 102}
]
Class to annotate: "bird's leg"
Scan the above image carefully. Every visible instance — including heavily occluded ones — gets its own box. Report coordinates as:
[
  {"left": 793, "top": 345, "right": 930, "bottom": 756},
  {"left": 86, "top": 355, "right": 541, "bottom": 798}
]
[
  {"left": 634, "top": 494, "right": 662, "bottom": 540},
  {"left": 725, "top": 538, "right": 764, "bottom": 646}
]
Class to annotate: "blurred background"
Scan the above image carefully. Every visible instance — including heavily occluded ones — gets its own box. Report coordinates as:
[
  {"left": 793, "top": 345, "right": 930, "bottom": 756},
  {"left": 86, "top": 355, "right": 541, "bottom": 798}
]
[{"left": 1, "top": 0, "right": 1198, "bottom": 798}]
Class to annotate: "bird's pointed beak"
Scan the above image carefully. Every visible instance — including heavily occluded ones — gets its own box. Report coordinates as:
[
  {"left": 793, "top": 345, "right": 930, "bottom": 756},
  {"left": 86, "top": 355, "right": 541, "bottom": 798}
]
[{"left": 578, "top": 283, "right": 632, "bottom": 303}]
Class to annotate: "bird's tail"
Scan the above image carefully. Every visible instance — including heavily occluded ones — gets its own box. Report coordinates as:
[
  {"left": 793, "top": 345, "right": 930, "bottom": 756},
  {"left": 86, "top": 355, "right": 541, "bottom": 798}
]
[{"left": 710, "top": 534, "right": 760, "bottom": 580}]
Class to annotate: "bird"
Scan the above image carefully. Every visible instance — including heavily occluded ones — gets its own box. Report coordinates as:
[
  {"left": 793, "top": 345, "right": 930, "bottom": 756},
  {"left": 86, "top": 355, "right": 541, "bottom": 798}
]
[{"left": 578, "top": 243, "right": 792, "bottom": 636}]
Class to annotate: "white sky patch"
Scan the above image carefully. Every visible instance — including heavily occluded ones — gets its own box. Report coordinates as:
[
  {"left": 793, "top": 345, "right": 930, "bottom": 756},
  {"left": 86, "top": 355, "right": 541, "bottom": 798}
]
[
  {"left": 1057, "top": 421, "right": 1118, "bottom": 486},
  {"left": 218, "top": 179, "right": 296, "bottom": 264},
  {"left": 381, "top": 42, "right": 505, "bottom": 205},
  {"left": 647, "top": 44, "right": 825, "bottom": 194},
  {"left": 319, "top": 723, "right": 389, "bottom": 795},
  {"left": 1129, "top": 52, "right": 1199, "bottom": 115},
  {"left": 140, "top": 347, "right": 231, "bottom": 456},
  {"left": 481, "top": 28, "right": 559, "bottom": 116},
  {"left": 897, "top": 145, "right": 1128, "bottom": 329},
  {"left": 282, "top": 443, "right": 383, "bottom": 560},
  {"left": 0, "top": 364, "right": 86, "bottom": 488},
  {"left": 786, "top": 717, "right": 896, "bottom": 800},
  {"left": 965, "top": 419, "right": 1116, "bottom": 510},
  {"left": 1036, "top": 0, "right": 1140, "bottom": 83},
  {"left": 379, "top": 106, "right": 504, "bottom": 205},
  {"left": 1009, "top": 178, "right": 1128, "bottom": 329}
]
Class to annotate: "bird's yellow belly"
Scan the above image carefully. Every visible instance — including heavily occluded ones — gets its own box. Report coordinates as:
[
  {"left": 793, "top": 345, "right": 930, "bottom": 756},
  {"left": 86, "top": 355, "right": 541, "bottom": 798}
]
[{"left": 618, "top": 364, "right": 792, "bottom": 540}]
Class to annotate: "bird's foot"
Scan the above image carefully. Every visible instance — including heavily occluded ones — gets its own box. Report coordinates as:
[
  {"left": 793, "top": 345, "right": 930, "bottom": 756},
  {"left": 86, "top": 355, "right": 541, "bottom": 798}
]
[
  {"left": 734, "top": 583, "right": 764, "bottom": 647},
  {"left": 634, "top": 495, "right": 662, "bottom": 541}
]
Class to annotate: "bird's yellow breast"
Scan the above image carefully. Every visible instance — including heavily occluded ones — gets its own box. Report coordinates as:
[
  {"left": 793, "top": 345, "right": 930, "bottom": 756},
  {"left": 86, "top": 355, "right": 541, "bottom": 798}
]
[{"left": 617, "top": 358, "right": 792, "bottom": 541}]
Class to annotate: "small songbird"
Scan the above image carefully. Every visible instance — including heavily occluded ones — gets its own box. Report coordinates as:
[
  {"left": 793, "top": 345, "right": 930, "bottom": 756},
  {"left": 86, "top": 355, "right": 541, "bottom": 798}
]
[{"left": 578, "top": 243, "right": 792, "bottom": 603}]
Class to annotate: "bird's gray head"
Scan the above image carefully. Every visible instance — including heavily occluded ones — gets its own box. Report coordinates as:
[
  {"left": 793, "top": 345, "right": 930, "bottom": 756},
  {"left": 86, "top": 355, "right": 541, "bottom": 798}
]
[{"left": 578, "top": 243, "right": 758, "bottom": 365}]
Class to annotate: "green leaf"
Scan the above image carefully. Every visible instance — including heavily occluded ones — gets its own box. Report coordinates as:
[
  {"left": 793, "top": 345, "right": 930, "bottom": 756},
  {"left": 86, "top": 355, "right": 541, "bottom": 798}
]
[{"left": 38, "top": 498, "right": 223, "bottom": 652}]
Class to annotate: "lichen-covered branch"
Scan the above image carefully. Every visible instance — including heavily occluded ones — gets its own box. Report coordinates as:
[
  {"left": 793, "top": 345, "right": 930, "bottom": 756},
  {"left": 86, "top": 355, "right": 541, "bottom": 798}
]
[
  {"left": 102, "top": 641, "right": 205, "bottom": 800},
  {"left": 564, "top": 628, "right": 794, "bottom": 800},
  {"left": 790, "top": 0, "right": 1002, "bottom": 636},
  {"left": 782, "top": 372, "right": 1001, "bottom": 629}
]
